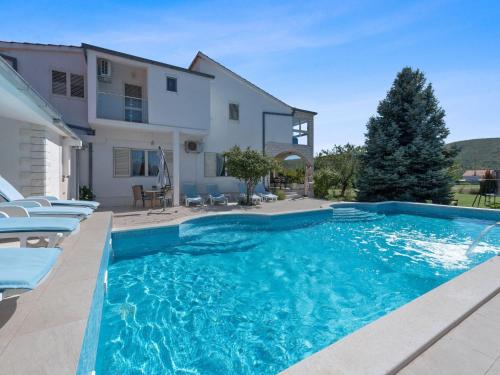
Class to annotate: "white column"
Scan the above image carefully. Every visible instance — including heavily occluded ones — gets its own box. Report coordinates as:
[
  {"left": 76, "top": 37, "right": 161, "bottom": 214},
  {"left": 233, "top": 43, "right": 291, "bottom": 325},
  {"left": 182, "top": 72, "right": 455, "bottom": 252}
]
[{"left": 173, "top": 130, "right": 180, "bottom": 206}]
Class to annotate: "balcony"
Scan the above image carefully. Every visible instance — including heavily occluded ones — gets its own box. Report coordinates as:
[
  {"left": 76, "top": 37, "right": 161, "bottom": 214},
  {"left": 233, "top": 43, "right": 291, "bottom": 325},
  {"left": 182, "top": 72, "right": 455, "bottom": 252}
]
[{"left": 96, "top": 92, "right": 148, "bottom": 123}]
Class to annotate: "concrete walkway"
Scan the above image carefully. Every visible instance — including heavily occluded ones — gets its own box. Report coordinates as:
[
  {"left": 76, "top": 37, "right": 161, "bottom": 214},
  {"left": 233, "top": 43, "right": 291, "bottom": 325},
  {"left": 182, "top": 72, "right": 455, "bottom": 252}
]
[{"left": 400, "top": 290, "right": 500, "bottom": 375}]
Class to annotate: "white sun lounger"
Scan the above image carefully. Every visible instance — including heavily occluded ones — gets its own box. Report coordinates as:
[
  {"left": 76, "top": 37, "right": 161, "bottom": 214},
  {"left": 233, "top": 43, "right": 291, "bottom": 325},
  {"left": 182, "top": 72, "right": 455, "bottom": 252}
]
[
  {"left": 0, "top": 247, "right": 61, "bottom": 301},
  {"left": 0, "top": 175, "right": 99, "bottom": 210},
  {"left": 0, "top": 201, "right": 92, "bottom": 220},
  {"left": 183, "top": 183, "right": 204, "bottom": 206},
  {"left": 238, "top": 183, "right": 262, "bottom": 204},
  {"left": 0, "top": 208, "right": 80, "bottom": 247},
  {"left": 255, "top": 183, "right": 278, "bottom": 201},
  {"left": 206, "top": 184, "right": 229, "bottom": 205}
]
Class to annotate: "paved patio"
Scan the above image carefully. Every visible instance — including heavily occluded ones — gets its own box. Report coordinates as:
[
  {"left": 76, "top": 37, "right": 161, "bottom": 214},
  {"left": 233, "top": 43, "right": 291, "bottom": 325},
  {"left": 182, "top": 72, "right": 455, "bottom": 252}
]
[{"left": 108, "top": 197, "right": 335, "bottom": 229}]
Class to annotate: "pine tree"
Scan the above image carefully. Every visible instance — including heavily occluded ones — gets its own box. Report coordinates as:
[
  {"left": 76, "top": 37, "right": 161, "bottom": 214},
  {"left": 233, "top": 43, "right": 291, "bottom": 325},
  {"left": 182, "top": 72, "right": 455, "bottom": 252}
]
[{"left": 357, "top": 67, "right": 456, "bottom": 204}]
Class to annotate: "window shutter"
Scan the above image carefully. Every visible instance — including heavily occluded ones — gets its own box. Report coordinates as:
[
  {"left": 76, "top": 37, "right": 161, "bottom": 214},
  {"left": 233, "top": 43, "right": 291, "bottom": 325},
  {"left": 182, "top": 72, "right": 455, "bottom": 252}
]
[
  {"left": 52, "top": 70, "right": 67, "bottom": 95},
  {"left": 70, "top": 74, "right": 84, "bottom": 98},
  {"left": 113, "top": 148, "right": 130, "bottom": 177}
]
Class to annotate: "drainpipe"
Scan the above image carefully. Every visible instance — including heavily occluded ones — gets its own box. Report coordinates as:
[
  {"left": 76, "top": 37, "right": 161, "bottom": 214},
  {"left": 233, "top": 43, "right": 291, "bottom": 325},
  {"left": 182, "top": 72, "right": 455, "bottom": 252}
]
[
  {"left": 88, "top": 142, "right": 93, "bottom": 191},
  {"left": 262, "top": 110, "right": 295, "bottom": 154}
]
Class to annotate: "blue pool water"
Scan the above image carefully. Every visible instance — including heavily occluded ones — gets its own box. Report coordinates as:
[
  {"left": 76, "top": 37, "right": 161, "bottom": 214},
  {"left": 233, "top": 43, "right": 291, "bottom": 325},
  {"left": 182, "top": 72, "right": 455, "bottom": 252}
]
[{"left": 96, "top": 209, "right": 500, "bottom": 374}]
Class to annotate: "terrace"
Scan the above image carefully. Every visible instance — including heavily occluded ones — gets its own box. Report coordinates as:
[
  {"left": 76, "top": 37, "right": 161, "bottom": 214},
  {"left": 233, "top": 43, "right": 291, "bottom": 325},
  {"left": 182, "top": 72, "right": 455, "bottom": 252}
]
[{"left": 1, "top": 199, "right": 499, "bottom": 374}]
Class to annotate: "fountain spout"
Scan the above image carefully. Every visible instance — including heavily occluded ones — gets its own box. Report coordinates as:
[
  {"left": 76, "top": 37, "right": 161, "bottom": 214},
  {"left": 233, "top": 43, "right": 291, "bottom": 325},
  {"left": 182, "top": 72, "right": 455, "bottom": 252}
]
[{"left": 466, "top": 222, "right": 500, "bottom": 255}]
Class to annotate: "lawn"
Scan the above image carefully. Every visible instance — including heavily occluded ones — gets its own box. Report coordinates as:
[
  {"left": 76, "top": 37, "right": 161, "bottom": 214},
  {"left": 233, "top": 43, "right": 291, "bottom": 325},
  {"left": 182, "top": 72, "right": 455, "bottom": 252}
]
[{"left": 452, "top": 184, "right": 500, "bottom": 209}]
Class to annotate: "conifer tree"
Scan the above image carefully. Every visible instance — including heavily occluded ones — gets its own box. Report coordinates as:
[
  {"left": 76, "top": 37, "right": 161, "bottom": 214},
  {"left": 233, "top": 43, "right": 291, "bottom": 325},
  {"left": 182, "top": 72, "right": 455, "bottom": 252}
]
[{"left": 357, "top": 67, "right": 456, "bottom": 203}]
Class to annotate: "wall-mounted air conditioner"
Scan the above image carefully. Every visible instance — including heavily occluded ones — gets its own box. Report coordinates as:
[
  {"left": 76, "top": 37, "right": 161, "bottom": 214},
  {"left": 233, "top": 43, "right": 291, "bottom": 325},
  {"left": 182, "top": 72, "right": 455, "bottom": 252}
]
[
  {"left": 184, "top": 140, "right": 203, "bottom": 153},
  {"left": 97, "top": 58, "right": 112, "bottom": 82}
]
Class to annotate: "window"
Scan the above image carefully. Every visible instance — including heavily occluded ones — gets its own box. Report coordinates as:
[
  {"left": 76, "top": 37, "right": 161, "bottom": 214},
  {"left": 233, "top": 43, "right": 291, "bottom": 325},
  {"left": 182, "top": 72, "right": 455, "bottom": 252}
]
[
  {"left": 204, "top": 152, "right": 227, "bottom": 177},
  {"left": 113, "top": 148, "right": 130, "bottom": 177},
  {"left": 124, "top": 84, "right": 143, "bottom": 122},
  {"left": 131, "top": 150, "right": 146, "bottom": 176},
  {"left": 166, "top": 76, "right": 177, "bottom": 92},
  {"left": 52, "top": 70, "right": 67, "bottom": 95},
  {"left": 70, "top": 74, "right": 84, "bottom": 98},
  {"left": 113, "top": 148, "right": 164, "bottom": 177},
  {"left": 229, "top": 103, "right": 239, "bottom": 121},
  {"left": 148, "top": 152, "right": 160, "bottom": 176}
]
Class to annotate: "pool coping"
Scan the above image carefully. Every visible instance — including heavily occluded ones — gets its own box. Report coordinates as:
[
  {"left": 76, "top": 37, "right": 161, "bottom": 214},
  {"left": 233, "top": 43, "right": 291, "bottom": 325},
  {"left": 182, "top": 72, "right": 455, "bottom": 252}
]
[{"left": 0, "top": 212, "right": 113, "bottom": 375}]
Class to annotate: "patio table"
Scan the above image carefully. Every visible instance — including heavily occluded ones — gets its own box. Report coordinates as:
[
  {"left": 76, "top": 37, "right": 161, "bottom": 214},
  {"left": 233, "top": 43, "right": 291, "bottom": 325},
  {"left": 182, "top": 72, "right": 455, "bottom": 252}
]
[{"left": 144, "top": 189, "right": 163, "bottom": 208}]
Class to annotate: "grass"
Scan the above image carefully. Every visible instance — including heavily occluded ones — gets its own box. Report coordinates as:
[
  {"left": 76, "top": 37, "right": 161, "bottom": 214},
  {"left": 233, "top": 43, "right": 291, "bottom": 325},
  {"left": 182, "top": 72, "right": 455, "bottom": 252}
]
[
  {"left": 452, "top": 183, "right": 500, "bottom": 208},
  {"left": 454, "top": 192, "right": 500, "bottom": 209}
]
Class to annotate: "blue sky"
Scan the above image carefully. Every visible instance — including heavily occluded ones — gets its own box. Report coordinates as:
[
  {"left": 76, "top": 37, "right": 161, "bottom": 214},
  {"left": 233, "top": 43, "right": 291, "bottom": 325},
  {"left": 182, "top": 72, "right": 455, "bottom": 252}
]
[{"left": 1, "top": 0, "right": 499, "bottom": 150}]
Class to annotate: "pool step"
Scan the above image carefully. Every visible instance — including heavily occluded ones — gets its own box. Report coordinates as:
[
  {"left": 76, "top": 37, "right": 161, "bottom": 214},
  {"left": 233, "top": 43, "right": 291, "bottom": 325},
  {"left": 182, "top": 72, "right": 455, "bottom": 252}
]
[{"left": 331, "top": 208, "right": 384, "bottom": 222}]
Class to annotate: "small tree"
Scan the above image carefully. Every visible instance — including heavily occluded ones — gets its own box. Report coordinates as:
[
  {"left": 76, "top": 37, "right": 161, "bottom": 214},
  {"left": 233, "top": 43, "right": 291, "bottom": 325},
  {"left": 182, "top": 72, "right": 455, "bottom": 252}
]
[
  {"left": 224, "top": 146, "right": 276, "bottom": 205},
  {"left": 357, "top": 67, "right": 456, "bottom": 204},
  {"left": 314, "top": 144, "right": 363, "bottom": 198}
]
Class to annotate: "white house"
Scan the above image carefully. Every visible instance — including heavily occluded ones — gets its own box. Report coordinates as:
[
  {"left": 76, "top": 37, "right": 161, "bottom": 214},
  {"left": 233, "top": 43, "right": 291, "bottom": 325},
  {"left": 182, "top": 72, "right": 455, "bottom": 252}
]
[
  {"left": 0, "top": 54, "right": 81, "bottom": 200},
  {"left": 0, "top": 41, "right": 316, "bottom": 206}
]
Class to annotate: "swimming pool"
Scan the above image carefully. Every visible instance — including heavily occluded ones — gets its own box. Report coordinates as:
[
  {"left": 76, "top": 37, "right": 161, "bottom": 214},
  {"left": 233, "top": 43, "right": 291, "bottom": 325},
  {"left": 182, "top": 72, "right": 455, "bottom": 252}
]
[{"left": 95, "top": 206, "right": 500, "bottom": 375}]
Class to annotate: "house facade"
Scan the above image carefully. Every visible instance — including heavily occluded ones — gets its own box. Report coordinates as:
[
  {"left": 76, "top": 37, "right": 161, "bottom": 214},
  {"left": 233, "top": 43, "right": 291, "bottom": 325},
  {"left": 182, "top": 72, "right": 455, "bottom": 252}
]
[
  {"left": 0, "top": 53, "right": 81, "bottom": 201},
  {"left": 0, "top": 41, "right": 315, "bottom": 206}
]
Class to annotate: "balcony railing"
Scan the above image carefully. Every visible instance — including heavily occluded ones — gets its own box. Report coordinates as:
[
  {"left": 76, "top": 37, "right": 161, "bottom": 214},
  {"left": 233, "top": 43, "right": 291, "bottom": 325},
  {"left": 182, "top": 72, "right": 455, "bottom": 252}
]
[{"left": 97, "top": 92, "right": 148, "bottom": 123}]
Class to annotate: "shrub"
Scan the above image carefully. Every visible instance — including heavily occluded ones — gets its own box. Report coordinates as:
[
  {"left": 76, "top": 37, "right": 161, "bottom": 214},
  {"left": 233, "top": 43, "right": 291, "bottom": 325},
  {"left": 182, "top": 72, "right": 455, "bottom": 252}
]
[
  {"left": 79, "top": 185, "right": 95, "bottom": 201},
  {"left": 275, "top": 190, "right": 286, "bottom": 200},
  {"left": 313, "top": 169, "right": 336, "bottom": 198}
]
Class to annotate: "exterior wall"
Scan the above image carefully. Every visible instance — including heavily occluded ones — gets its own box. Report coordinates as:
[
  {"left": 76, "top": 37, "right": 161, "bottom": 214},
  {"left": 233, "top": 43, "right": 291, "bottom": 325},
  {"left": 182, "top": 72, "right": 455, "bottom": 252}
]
[
  {"left": 0, "top": 44, "right": 89, "bottom": 129},
  {"left": 190, "top": 57, "right": 296, "bottom": 193},
  {"left": 87, "top": 50, "right": 211, "bottom": 132},
  {"left": 90, "top": 127, "right": 180, "bottom": 206},
  {"left": 147, "top": 65, "right": 211, "bottom": 130},
  {"left": 0, "top": 116, "right": 65, "bottom": 198},
  {"left": 96, "top": 61, "right": 148, "bottom": 122}
]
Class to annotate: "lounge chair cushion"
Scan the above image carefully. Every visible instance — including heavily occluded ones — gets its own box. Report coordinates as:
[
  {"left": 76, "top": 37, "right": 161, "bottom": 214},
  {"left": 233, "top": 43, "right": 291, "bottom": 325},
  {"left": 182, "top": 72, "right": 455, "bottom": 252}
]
[
  {"left": 0, "top": 248, "right": 61, "bottom": 289},
  {"left": 33, "top": 198, "right": 100, "bottom": 210},
  {"left": 0, "top": 176, "right": 24, "bottom": 201},
  {"left": 0, "top": 175, "right": 99, "bottom": 210},
  {"left": 25, "top": 206, "right": 93, "bottom": 217},
  {"left": 0, "top": 217, "right": 80, "bottom": 233}
]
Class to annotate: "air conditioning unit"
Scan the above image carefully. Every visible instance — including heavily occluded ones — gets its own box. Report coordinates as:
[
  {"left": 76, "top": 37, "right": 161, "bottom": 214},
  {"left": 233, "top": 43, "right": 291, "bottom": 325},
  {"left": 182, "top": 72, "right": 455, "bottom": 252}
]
[
  {"left": 97, "top": 58, "right": 112, "bottom": 82},
  {"left": 184, "top": 140, "right": 203, "bottom": 153}
]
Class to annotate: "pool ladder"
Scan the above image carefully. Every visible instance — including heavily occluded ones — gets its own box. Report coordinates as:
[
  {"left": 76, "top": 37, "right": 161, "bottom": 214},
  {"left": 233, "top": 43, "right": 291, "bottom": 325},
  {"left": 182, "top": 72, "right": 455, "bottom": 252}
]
[{"left": 331, "top": 208, "right": 384, "bottom": 222}]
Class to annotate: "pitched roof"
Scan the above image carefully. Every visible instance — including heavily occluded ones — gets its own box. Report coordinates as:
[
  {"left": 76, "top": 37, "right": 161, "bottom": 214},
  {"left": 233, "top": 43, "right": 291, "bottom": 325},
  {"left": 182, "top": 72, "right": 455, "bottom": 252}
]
[
  {"left": 189, "top": 52, "right": 317, "bottom": 115},
  {"left": 82, "top": 43, "right": 214, "bottom": 79}
]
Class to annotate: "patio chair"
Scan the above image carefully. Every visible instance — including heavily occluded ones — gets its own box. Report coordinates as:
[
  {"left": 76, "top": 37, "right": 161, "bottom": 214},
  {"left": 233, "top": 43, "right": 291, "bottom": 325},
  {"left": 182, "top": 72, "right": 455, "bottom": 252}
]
[
  {"left": 238, "top": 183, "right": 262, "bottom": 205},
  {"left": 0, "top": 207, "right": 79, "bottom": 247},
  {"left": 183, "top": 183, "right": 204, "bottom": 206},
  {"left": 255, "top": 183, "right": 278, "bottom": 201},
  {"left": 0, "top": 247, "right": 61, "bottom": 302},
  {"left": 0, "top": 175, "right": 99, "bottom": 210},
  {"left": 132, "top": 185, "right": 152, "bottom": 208},
  {"left": 0, "top": 201, "right": 92, "bottom": 221},
  {"left": 206, "top": 184, "right": 229, "bottom": 205}
]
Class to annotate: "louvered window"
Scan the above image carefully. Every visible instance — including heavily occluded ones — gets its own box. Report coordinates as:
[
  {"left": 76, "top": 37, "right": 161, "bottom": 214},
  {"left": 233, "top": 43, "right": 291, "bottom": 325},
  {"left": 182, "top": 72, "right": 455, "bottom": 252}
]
[
  {"left": 52, "top": 70, "right": 67, "bottom": 95},
  {"left": 70, "top": 74, "right": 84, "bottom": 98},
  {"left": 113, "top": 148, "right": 130, "bottom": 177},
  {"left": 229, "top": 103, "right": 239, "bottom": 121}
]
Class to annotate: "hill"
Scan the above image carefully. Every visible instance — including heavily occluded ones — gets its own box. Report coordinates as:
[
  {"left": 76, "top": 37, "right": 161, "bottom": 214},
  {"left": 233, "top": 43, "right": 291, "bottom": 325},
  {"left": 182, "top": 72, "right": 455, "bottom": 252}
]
[{"left": 447, "top": 138, "right": 500, "bottom": 170}]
